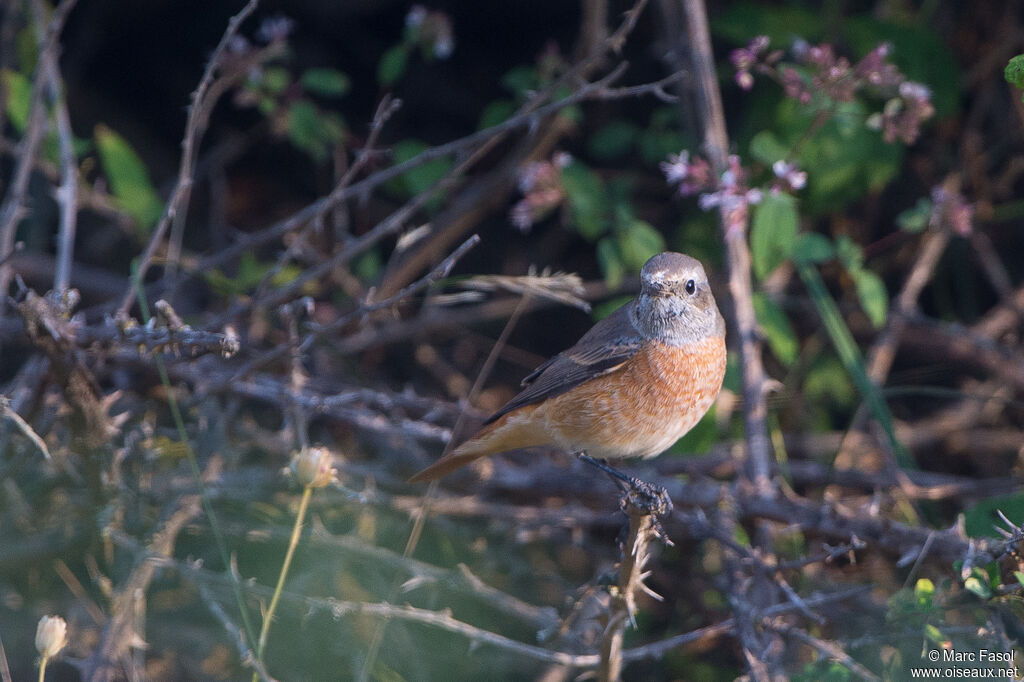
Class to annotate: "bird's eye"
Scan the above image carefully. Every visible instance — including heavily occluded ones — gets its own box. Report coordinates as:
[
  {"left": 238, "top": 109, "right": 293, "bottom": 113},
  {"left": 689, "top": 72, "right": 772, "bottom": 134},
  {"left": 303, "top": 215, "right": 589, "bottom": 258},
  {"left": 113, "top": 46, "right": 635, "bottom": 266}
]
[{"left": 685, "top": 279, "right": 696, "bottom": 295}]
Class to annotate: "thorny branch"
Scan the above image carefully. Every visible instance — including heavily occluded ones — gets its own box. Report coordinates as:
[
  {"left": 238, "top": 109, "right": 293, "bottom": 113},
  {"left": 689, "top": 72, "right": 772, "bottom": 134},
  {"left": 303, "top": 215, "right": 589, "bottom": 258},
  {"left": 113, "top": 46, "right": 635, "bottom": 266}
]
[
  {"left": 107, "top": 524, "right": 871, "bottom": 672},
  {"left": 0, "top": 0, "right": 79, "bottom": 316},
  {"left": 677, "top": 0, "right": 781, "bottom": 677},
  {"left": 120, "top": 0, "right": 261, "bottom": 316}
]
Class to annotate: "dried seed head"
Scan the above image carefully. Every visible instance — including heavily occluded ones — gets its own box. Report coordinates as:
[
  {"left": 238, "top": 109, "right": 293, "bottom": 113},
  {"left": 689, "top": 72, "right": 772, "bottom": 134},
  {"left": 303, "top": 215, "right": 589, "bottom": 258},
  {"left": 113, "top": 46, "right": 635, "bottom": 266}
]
[{"left": 289, "top": 447, "right": 337, "bottom": 489}]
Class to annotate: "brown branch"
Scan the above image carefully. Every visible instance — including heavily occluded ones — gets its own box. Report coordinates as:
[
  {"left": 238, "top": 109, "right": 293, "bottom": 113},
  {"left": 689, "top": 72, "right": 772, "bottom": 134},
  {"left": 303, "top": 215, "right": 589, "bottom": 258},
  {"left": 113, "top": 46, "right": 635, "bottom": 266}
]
[
  {"left": 126, "top": 60, "right": 677, "bottom": 320},
  {"left": 224, "top": 234, "right": 480, "bottom": 382},
  {"left": 677, "top": 0, "right": 780, "bottom": 676},
  {"left": 767, "top": 618, "right": 881, "bottom": 682},
  {"left": 681, "top": 0, "right": 772, "bottom": 494},
  {"left": 82, "top": 496, "right": 202, "bottom": 682},
  {"left": 16, "top": 290, "right": 117, "bottom": 451},
  {"left": 901, "top": 315, "right": 1024, "bottom": 392},
  {"left": 74, "top": 318, "right": 240, "bottom": 359},
  {"left": 29, "top": 0, "right": 79, "bottom": 294},
  {"left": 113, "top": 527, "right": 871, "bottom": 675},
  {"left": 371, "top": 0, "right": 659, "bottom": 300},
  {"left": 866, "top": 227, "right": 951, "bottom": 385},
  {"left": 599, "top": 506, "right": 662, "bottom": 682},
  {"left": 620, "top": 586, "right": 869, "bottom": 663}
]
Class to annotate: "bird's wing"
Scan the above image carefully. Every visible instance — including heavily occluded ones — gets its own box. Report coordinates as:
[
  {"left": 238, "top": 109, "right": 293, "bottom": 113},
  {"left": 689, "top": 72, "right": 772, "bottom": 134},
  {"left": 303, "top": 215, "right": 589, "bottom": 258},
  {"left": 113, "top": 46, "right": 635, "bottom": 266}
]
[{"left": 484, "top": 304, "right": 642, "bottom": 424}]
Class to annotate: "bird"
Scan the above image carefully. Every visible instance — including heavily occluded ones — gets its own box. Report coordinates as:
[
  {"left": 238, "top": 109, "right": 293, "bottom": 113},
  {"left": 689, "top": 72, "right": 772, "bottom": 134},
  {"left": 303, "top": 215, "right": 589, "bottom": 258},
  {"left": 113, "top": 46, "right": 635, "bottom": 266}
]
[{"left": 409, "top": 252, "right": 727, "bottom": 512}]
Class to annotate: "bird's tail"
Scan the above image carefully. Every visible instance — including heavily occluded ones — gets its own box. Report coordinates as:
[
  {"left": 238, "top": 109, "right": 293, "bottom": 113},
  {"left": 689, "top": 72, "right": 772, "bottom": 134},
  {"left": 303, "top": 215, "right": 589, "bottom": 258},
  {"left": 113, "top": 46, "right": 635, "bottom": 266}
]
[{"left": 408, "top": 408, "right": 547, "bottom": 482}]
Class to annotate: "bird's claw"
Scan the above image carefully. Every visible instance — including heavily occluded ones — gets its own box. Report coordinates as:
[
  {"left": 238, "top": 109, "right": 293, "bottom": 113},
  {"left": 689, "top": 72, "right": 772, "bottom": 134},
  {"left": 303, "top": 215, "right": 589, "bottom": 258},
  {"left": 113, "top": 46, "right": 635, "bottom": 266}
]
[{"left": 620, "top": 478, "right": 674, "bottom": 546}]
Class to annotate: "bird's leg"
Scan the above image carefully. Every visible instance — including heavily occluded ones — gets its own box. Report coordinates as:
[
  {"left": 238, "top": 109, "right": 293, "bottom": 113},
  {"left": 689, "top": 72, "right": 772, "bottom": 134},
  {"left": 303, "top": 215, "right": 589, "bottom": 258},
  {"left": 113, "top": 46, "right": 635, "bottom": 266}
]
[{"left": 575, "top": 452, "right": 674, "bottom": 545}]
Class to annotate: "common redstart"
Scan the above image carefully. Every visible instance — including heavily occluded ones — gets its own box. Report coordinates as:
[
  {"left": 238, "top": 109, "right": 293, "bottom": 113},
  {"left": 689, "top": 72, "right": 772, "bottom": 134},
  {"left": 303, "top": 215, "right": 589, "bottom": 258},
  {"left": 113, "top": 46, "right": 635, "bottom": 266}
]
[{"left": 410, "top": 252, "right": 726, "bottom": 506}]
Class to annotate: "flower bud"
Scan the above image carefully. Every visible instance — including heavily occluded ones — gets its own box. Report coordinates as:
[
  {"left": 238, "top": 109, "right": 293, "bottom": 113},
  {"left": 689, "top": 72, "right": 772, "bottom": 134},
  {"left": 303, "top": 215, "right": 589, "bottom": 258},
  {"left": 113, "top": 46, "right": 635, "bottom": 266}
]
[
  {"left": 35, "top": 615, "right": 67, "bottom": 660},
  {"left": 289, "top": 447, "right": 337, "bottom": 489}
]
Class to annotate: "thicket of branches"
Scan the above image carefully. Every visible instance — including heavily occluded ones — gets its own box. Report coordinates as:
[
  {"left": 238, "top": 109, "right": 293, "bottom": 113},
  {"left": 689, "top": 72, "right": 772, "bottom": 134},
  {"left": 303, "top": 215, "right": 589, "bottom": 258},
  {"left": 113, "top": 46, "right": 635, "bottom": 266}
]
[{"left": 1, "top": 1, "right": 1023, "bottom": 680}]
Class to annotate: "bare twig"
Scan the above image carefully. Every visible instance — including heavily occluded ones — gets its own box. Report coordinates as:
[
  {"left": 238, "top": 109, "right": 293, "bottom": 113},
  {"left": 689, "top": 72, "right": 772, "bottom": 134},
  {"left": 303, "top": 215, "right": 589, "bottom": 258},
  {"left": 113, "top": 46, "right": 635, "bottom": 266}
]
[
  {"left": 680, "top": 0, "right": 772, "bottom": 494},
  {"left": 866, "top": 227, "right": 951, "bottom": 385},
  {"left": 676, "top": 1, "right": 780, "bottom": 676},
  {"left": 599, "top": 506, "right": 662, "bottom": 682},
  {"left": 28, "top": 0, "right": 78, "bottom": 293},
  {"left": 767, "top": 618, "right": 881, "bottom": 682},
  {"left": 0, "top": 394, "right": 50, "bottom": 461},
  {"left": 196, "top": 580, "right": 278, "bottom": 682},
  {"left": 618, "top": 586, "right": 869, "bottom": 663},
  {"left": 82, "top": 496, "right": 202, "bottom": 682},
  {"left": 227, "top": 234, "right": 480, "bottom": 382},
  {"left": 74, "top": 317, "right": 240, "bottom": 359},
  {"left": 114, "top": 528, "right": 869, "bottom": 675},
  {"left": 119, "top": 0, "right": 260, "bottom": 316},
  {"left": 134, "top": 35, "right": 677, "bottom": 312},
  {"left": 0, "top": 0, "right": 78, "bottom": 315}
]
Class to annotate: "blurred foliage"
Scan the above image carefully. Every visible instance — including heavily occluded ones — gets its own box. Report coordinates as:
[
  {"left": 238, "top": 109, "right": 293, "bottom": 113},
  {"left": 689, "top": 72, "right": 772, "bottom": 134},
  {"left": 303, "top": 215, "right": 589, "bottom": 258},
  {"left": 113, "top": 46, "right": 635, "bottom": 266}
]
[
  {"left": 238, "top": 60, "right": 349, "bottom": 161},
  {"left": 95, "top": 124, "right": 164, "bottom": 232}
]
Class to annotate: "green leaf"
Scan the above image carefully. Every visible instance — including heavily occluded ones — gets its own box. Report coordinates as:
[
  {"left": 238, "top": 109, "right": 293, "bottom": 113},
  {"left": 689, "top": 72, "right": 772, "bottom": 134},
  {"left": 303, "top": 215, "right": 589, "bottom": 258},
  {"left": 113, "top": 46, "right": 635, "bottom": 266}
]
[
  {"left": 914, "top": 578, "right": 935, "bottom": 609},
  {"left": 615, "top": 218, "right": 665, "bottom": 271},
  {"left": 1014, "top": 570, "right": 1024, "bottom": 588},
  {"left": 834, "top": 235, "right": 863, "bottom": 271},
  {"left": 1, "top": 68, "right": 31, "bottom": 132},
  {"left": 749, "top": 130, "right": 789, "bottom": 166},
  {"left": 596, "top": 237, "right": 625, "bottom": 288},
  {"left": 897, "top": 197, "right": 933, "bottom": 233},
  {"left": 798, "top": 262, "right": 910, "bottom": 467},
  {"left": 773, "top": 97, "right": 903, "bottom": 215},
  {"left": 301, "top": 68, "right": 350, "bottom": 97},
  {"left": 751, "top": 193, "right": 799, "bottom": 279},
  {"left": 560, "top": 161, "right": 608, "bottom": 241},
  {"left": 262, "top": 66, "right": 291, "bottom": 95},
  {"left": 1005, "top": 55, "right": 1024, "bottom": 89},
  {"left": 712, "top": 3, "right": 822, "bottom": 47},
  {"left": 354, "top": 248, "right": 383, "bottom": 282},
  {"left": 753, "top": 293, "right": 799, "bottom": 365},
  {"left": 94, "top": 124, "right": 163, "bottom": 232},
  {"left": 636, "top": 107, "right": 688, "bottom": 163},
  {"left": 792, "top": 232, "right": 835, "bottom": 264},
  {"left": 501, "top": 65, "right": 538, "bottom": 95},
  {"left": 804, "top": 356, "right": 855, "bottom": 411},
  {"left": 378, "top": 44, "right": 409, "bottom": 86},
  {"left": 851, "top": 268, "right": 888, "bottom": 328},
  {"left": 636, "top": 127, "right": 685, "bottom": 165},
  {"left": 923, "top": 624, "right": 946, "bottom": 646},
  {"left": 478, "top": 99, "right": 516, "bottom": 130},
  {"left": 962, "top": 494, "right": 1024, "bottom": 538},
  {"left": 387, "top": 139, "right": 453, "bottom": 211},
  {"left": 588, "top": 121, "right": 638, "bottom": 159},
  {"left": 287, "top": 99, "right": 335, "bottom": 161},
  {"left": 964, "top": 575, "right": 992, "bottom": 599}
]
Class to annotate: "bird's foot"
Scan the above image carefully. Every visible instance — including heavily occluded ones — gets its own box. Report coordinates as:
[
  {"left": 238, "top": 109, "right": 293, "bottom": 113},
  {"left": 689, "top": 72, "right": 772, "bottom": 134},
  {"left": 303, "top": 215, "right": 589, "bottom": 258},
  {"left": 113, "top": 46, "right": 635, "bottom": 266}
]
[
  {"left": 575, "top": 452, "right": 675, "bottom": 545},
  {"left": 622, "top": 476, "right": 674, "bottom": 516}
]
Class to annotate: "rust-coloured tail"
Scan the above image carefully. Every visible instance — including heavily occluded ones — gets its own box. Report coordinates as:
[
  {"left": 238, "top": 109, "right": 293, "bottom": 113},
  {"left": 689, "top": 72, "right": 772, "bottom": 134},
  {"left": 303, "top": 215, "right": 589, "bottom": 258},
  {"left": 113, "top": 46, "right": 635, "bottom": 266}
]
[{"left": 408, "top": 408, "right": 547, "bottom": 482}]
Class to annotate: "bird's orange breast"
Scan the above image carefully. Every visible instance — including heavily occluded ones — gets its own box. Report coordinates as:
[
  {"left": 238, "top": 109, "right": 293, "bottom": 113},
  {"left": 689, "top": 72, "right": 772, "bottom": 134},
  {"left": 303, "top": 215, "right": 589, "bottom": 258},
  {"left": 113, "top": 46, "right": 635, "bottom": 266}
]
[{"left": 535, "top": 336, "right": 727, "bottom": 459}]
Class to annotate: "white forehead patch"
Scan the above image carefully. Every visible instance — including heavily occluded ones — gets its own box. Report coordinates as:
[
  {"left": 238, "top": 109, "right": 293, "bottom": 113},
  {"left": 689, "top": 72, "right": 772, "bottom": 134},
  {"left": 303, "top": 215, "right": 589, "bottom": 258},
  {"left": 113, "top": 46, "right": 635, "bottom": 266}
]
[{"left": 648, "top": 268, "right": 670, "bottom": 281}]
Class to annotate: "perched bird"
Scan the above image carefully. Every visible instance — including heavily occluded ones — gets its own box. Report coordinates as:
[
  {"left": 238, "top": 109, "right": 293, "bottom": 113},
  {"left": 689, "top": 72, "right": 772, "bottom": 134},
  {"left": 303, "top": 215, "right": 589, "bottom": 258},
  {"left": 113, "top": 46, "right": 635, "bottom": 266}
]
[{"left": 409, "top": 252, "right": 727, "bottom": 500}]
